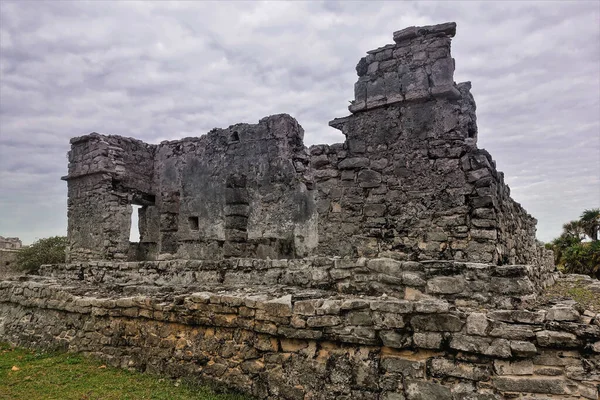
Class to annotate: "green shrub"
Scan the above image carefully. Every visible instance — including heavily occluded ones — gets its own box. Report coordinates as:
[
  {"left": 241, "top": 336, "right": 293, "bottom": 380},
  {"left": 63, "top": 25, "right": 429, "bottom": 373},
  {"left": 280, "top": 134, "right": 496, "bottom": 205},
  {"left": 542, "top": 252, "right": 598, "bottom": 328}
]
[
  {"left": 562, "top": 241, "right": 600, "bottom": 279},
  {"left": 547, "top": 209, "right": 600, "bottom": 279},
  {"left": 16, "top": 236, "right": 67, "bottom": 272}
]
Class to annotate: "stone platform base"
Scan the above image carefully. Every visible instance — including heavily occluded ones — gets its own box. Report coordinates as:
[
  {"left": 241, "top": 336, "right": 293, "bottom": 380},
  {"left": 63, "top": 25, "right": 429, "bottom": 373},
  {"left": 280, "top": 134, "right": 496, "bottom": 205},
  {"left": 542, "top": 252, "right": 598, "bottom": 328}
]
[{"left": 1, "top": 267, "right": 599, "bottom": 400}]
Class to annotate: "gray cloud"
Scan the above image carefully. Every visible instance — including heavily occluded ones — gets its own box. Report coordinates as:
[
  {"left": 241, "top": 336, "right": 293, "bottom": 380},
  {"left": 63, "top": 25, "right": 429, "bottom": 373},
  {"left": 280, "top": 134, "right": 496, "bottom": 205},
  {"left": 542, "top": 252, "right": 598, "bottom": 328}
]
[{"left": 0, "top": 0, "right": 598, "bottom": 244}]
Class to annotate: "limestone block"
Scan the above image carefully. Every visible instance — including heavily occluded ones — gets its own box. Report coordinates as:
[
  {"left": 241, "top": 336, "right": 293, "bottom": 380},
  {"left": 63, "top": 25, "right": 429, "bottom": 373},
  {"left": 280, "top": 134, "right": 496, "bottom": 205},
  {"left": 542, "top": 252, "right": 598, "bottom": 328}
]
[
  {"left": 546, "top": 306, "right": 580, "bottom": 322},
  {"left": 536, "top": 331, "right": 579, "bottom": 348},
  {"left": 450, "top": 335, "right": 511, "bottom": 358},
  {"left": 338, "top": 157, "right": 370, "bottom": 169},
  {"left": 405, "top": 380, "right": 452, "bottom": 400},
  {"left": 411, "top": 314, "right": 464, "bottom": 332},
  {"left": 493, "top": 360, "right": 534, "bottom": 375},
  {"left": 414, "top": 299, "right": 449, "bottom": 313},
  {"left": 430, "top": 57, "right": 454, "bottom": 87},
  {"left": 413, "top": 332, "right": 443, "bottom": 349},
  {"left": 426, "top": 276, "right": 465, "bottom": 294},
  {"left": 429, "top": 358, "right": 491, "bottom": 381},
  {"left": 357, "top": 169, "right": 382, "bottom": 188},
  {"left": 381, "top": 357, "right": 425, "bottom": 378},
  {"left": 493, "top": 376, "right": 576, "bottom": 396},
  {"left": 466, "top": 313, "right": 489, "bottom": 336}
]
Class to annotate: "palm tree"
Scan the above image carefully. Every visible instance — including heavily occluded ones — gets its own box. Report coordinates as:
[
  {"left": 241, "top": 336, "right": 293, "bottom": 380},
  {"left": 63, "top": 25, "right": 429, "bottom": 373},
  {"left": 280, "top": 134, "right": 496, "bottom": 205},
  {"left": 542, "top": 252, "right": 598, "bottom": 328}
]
[
  {"left": 580, "top": 208, "right": 600, "bottom": 241},
  {"left": 562, "top": 220, "right": 585, "bottom": 240}
]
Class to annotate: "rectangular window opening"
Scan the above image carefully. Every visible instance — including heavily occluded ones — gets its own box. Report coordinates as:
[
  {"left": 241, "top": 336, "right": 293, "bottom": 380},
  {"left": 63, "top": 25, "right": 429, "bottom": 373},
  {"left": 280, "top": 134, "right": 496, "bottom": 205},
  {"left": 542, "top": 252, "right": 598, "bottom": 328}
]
[
  {"left": 189, "top": 216, "right": 199, "bottom": 231},
  {"left": 130, "top": 204, "right": 142, "bottom": 242}
]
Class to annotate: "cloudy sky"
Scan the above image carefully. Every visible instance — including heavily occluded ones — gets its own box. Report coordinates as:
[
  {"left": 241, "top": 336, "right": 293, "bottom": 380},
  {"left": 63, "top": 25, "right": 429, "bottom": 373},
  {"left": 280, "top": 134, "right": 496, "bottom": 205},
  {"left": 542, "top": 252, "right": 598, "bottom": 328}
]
[{"left": 0, "top": 1, "right": 598, "bottom": 245}]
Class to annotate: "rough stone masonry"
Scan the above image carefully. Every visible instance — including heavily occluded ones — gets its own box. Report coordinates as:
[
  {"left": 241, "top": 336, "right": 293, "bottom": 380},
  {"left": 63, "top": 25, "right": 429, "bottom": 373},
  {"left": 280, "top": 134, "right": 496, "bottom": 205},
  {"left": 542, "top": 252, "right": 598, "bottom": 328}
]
[{"left": 1, "top": 23, "right": 598, "bottom": 400}]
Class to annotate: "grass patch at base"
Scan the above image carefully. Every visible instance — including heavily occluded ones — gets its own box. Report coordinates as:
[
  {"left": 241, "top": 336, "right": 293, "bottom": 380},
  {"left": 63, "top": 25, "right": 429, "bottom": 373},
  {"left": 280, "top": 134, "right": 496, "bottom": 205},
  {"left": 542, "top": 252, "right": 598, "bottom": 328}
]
[
  {"left": 0, "top": 343, "right": 250, "bottom": 400},
  {"left": 541, "top": 279, "right": 600, "bottom": 312}
]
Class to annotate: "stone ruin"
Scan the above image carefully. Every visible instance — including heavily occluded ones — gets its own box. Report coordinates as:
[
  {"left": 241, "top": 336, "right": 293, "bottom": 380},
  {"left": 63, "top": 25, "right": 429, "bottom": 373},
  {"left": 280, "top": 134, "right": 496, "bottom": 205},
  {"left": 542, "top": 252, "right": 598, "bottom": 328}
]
[
  {"left": 0, "top": 236, "right": 22, "bottom": 276},
  {"left": 1, "top": 23, "right": 599, "bottom": 400},
  {"left": 0, "top": 236, "right": 22, "bottom": 250}
]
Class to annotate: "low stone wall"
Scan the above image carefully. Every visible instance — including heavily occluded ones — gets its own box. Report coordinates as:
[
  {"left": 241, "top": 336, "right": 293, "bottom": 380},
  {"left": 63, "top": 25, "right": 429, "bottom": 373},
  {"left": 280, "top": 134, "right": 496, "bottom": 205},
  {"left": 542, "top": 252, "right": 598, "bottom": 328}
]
[
  {"left": 0, "top": 276, "right": 598, "bottom": 399},
  {"left": 37, "top": 258, "right": 557, "bottom": 309}
]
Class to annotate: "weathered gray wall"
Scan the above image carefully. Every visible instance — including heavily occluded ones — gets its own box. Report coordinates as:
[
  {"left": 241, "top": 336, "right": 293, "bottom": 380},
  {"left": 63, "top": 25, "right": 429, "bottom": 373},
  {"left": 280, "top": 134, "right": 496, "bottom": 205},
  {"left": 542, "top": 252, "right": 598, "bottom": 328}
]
[
  {"left": 62, "top": 21, "right": 550, "bottom": 274},
  {"left": 63, "top": 134, "right": 156, "bottom": 261},
  {"left": 64, "top": 116, "right": 316, "bottom": 262},
  {"left": 153, "top": 114, "right": 316, "bottom": 260}
]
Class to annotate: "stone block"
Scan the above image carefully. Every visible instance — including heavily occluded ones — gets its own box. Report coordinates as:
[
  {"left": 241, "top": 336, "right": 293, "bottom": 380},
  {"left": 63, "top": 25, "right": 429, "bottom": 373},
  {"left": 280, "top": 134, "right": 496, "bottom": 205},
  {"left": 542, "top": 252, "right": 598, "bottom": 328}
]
[
  {"left": 430, "top": 57, "right": 454, "bottom": 87},
  {"left": 466, "top": 312, "right": 488, "bottom": 336},
  {"left": 546, "top": 307, "right": 580, "bottom": 322},
  {"left": 373, "top": 312, "right": 405, "bottom": 329},
  {"left": 429, "top": 358, "right": 491, "bottom": 381},
  {"left": 489, "top": 323, "right": 535, "bottom": 340},
  {"left": 450, "top": 335, "right": 511, "bottom": 358},
  {"left": 306, "top": 315, "right": 341, "bottom": 327},
  {"left": 338, "top": 157, "right": 370, "bottom": 169},
  {"left": 411, "top": 314, "right": 464, "bottom": 332},
  {"left": 413, "top": 332, "right": 443, "bottom": 349},
  {"left": 426, "top": 276, "right": 465, "bottom": 294},
  {"left": 357, "top": 169, "right": 382, "bottom": 188},
  {"left": 381, "top": 357, "right": 425, "bottom": 378},
  {"left": 367, "top": 258, "right": 403, "bottom": 277},
  {"left": 493, "top": 376, "right": 575, "bottom": 395},
  {"left": 370, "top": 300, "right": 414, "bottom": 314},
  {"left": 263, "top": 295, "right": 292, "bottom": 317},
  {"left": 405, "top": 380, "right": 452, "bottom": 400},
  {"left": 488, "top": 310, "right": 546, "bottom": 324},
  {"left": 414, "top": 299, "right": 449, "bottom": 313},
  {"left": 493, "top": 360, "right": 534, "bottom": 375},
  {"left": 536, "top": 330, "right": 579, "bottom": 348},
  {"left": 510, "top": 341, "right": 538, "bottom": 357},
  {"left": 379, "top": 331, "right": 412, "bottom": 348}
]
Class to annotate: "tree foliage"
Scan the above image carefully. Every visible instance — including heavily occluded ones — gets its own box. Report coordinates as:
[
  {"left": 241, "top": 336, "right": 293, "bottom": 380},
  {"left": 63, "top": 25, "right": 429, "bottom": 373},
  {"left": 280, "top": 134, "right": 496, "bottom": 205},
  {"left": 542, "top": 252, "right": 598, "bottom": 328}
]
[
  {"left": 16, "top": 236, "right": 67, "bottom": 272},
  {"left": 547, "top": 209, "right": 600, "bottom": 279},
  {"left": 580, "top": 208, "right": 600, "bottom": 241}
]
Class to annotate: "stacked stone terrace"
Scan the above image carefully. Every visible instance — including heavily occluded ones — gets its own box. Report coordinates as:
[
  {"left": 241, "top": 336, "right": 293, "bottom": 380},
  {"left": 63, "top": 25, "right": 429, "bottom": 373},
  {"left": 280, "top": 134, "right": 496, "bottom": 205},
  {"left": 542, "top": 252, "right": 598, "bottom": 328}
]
[{"left": 1, "top": 23, "right": 598, "bottom": 400}]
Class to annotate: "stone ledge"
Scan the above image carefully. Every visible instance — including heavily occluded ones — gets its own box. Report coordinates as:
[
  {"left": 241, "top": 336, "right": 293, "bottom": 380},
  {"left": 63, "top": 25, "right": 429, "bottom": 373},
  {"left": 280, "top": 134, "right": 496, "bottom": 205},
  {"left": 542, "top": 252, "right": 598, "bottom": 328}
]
[{"left": 393, "top": 22, "right": 457, "bottom": 44}]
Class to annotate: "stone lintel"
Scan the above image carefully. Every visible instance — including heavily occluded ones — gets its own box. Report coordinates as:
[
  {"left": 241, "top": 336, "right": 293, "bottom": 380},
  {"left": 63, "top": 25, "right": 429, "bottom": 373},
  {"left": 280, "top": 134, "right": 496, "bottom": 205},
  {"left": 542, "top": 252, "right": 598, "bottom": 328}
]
[
  {"left": 393, "top": 22, "right": 457, "bottom": 44},
  {"left": 328, "top": 115, "right": 352, "bottom": 131},
  {"left": 61, "top": 170, "right": 113, "bottom": 181}
]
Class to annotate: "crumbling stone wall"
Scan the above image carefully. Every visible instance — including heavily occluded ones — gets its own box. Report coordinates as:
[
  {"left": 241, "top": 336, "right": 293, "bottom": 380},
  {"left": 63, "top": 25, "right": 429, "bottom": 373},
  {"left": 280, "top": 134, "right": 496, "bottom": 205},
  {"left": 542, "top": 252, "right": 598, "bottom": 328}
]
[
  {"left": 63, "top": 134, "right": 155, "bottom": 261},
  {"left": 153, "top": 115, "right": 316, "bottom": 260},
  {"left": 61, "top": 22, "right": 550, "bottom": 272},
  {"left": 1, "top": 273, "right": 598, "bottom": 400},
  {"left": 311, "top": 23, "right": 549, "bottom": 268},
  {"left": 63, "top": 116, "right": 316, "bottom": 262}
]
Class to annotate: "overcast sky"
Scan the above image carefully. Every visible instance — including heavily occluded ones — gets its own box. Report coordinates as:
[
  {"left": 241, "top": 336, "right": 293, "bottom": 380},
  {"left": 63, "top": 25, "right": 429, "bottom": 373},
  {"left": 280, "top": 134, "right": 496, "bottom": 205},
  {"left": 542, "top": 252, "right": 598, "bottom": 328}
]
[{"left": 0, "top": 1, "right": 598, "bottom": 245}]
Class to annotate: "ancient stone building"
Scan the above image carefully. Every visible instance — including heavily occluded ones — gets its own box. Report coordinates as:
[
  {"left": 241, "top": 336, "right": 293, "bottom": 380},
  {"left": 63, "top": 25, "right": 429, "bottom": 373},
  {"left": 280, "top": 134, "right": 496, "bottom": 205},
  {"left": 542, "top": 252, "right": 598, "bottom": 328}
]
[
  {"left": 1, "top": 23, "right": 598, "bottom": 400},
  {"left": 62, "top": 22, "right": 541, "bottom": 269},
  {"left": 0, "top": 236, "right": 22, "bottom": 250}
]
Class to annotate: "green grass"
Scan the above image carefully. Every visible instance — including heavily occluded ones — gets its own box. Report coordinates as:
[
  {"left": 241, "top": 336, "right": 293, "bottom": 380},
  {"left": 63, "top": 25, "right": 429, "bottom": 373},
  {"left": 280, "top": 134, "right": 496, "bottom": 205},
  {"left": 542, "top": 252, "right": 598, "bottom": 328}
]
[
  {"left": 542, "top": 279, "right": 600, "bottom": 312},
  {"left": 0, "top": 343, "right": 250, "bottom": 400}
]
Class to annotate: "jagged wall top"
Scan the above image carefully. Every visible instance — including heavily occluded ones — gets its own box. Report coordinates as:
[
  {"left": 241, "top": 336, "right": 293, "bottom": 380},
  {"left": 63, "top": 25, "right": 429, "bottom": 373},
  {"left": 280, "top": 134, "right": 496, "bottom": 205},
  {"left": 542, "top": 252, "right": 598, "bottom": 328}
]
[{"left": 351, "top": 22, "right": 459, "bottom": 113}]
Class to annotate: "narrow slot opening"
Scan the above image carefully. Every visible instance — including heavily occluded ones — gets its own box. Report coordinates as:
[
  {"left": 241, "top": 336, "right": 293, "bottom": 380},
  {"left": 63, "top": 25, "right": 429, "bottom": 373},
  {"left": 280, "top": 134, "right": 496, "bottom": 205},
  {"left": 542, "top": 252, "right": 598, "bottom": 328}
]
[
  {"left": 189, "top": 216, "right": 199, "bottom": 231},
  {"left": 129, "top": 204, "right": 142, "bottom": 242}
]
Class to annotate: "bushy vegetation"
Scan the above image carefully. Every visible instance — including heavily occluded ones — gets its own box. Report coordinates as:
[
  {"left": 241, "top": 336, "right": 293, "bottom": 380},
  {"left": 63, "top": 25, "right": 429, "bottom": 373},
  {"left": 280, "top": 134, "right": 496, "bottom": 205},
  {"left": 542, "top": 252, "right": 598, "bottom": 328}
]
[
  {"left": 16, "top": 236, "right": 67, "bottom": 272},
  {"left": 546, "top": 209, "right": 600, "bottom": 278}
]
